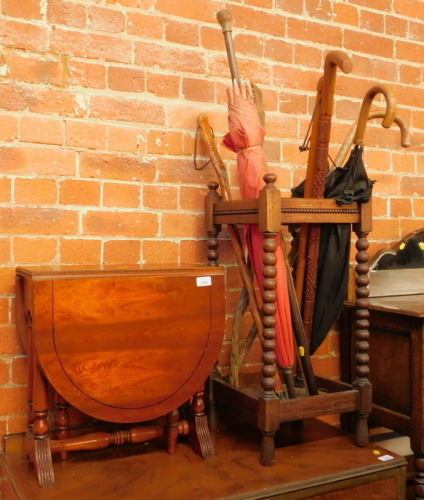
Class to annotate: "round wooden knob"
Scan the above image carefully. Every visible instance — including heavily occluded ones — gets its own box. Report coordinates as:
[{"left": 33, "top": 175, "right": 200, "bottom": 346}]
[
  {"left": 217, "top": 10, "right": 232, "bottom": 32},
  {"left": 263, "top": 173, "right": 277, "bottom": 185}
]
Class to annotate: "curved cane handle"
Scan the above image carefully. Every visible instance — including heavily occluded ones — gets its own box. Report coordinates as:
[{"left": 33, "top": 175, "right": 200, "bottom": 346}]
[
  {"left": 217, "top": 10, "right": 241, "bottom": 84},
  {"left": 354, "top": 84, "right": 397, "bottom": 145}
]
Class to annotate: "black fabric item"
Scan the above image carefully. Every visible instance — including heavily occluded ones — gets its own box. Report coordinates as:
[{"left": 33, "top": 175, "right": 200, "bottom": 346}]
[{"left": 291, "top": 145, "right": 374, "bottom": 354}]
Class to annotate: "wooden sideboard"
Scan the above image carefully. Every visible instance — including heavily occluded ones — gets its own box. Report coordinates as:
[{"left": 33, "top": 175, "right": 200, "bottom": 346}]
[
  {"left": 341, "top": 269, "right": 424, "bottom": 499},
  {"left": 15, "top": 264, "right": 225, "bottom": 487}
]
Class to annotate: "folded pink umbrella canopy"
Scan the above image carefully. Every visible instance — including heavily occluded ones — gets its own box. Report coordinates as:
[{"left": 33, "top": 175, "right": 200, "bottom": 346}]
[{"left": 222, "top": 81, "right": 294, "bottom": 368}]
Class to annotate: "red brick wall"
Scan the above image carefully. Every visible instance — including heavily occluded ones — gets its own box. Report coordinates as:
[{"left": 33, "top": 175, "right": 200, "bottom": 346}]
[{"left": 0, "top": 0, "right": 422, "bottom": 442}]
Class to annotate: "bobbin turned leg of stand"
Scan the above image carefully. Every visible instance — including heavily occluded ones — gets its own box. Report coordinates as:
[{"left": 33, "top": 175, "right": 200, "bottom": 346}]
[
  {"left": 414, "top": 455, "right": 424, "bottom": 499},
  {"left": 258, "top": 174, "right": 283, "bottom": 467},
  {"left": 54, "top": 393, "right": 70, "bottom": 461},
  {"left": 166, "top": 409, "right": 181, "bottom": 455},
  {"left": 352, "top": 213, "right": 372, "bottom": 448}
]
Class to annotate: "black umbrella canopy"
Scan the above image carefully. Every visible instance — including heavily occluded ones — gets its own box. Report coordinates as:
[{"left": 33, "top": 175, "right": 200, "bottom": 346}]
[{"left": 291, "top": 145, "right": 374, "bottom": 355}]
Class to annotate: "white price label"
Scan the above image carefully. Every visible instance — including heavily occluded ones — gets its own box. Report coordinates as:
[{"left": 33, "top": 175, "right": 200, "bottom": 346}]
[
  {"left": 378, "top": 455, "right": 394, "bottom": 462},
  {"left": 196, "top": 276, "right": 212, "bottom": 287}
]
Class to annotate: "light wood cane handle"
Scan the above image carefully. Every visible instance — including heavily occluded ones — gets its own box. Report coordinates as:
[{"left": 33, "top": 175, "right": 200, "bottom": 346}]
[{"left": 217, "top": 9, "right": 232, "bottom": 32}]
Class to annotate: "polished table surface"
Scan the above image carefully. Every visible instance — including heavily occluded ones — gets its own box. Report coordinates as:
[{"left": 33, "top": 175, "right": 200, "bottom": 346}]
[{"left": 1, "top": 416, "right": 406, "bottom": 500}]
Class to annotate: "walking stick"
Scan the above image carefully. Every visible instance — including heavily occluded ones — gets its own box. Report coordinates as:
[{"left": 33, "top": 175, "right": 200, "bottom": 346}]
[
  {"left": 333, "top": 110, "right": 410, "bottom": 170},
  {"left": 300, "top": 51, "right": 352, "bottom": 348}
]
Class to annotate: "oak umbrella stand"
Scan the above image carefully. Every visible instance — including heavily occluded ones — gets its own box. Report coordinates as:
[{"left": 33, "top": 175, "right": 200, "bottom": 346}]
[{"left": 205, "top": 173, "right": 373, "bottom": 467}]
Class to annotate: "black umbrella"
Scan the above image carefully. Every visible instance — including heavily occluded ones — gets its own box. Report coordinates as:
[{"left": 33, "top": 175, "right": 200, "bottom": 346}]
[{"left": 292, "top": 84, "right": 396, "bottom": 355}]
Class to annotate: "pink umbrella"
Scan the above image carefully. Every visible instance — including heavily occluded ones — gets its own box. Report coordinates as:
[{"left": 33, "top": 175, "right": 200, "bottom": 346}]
[{"left": 222, "top": 80, "right": 294, "bottom": 368}]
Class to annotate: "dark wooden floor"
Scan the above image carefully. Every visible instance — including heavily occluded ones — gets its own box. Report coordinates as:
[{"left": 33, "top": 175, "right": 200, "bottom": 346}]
[{"left": 1, "top": 415, "right": 407, "bottom": 500}]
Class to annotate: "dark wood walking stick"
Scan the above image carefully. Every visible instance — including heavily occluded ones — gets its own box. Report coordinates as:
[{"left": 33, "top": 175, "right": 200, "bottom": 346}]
[{"left": 301, "top": 51, "right": 352, "bottom": 348}]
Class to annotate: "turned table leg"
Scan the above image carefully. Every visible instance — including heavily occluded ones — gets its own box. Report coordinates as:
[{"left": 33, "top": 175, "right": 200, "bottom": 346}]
[
  {"left": 54, "top": 393, "right": 70, "bottom": 461},
  {"left": 189, "top": 388, "right": 214, "bottom": 459}
]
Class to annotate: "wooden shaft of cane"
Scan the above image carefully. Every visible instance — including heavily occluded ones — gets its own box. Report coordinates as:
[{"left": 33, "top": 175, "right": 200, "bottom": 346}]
[
  {"left": 353, "top": 84, "right": 396, "bottom": 146},
  {"left": 217, "top": 10, "right": 241, "bottom": 85},
  {"left": 280, "top": 234, "right": 318, "bottom": 396},
  {"left": 198, "top": 113, "right": 285, "bottom": 393},
  {"left": 334, "top": 110, "right": 410, "bottom": 170},
  {"left": 294, "top": 78, "right": 323, "bottom": 308},
  {"left": 302, "top": 51, "right": 352, "bottom": 346}
]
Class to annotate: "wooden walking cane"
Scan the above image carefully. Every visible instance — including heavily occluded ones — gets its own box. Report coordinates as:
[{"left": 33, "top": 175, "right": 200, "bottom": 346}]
[
  {"left": 198, "top": 113, "right": 286, "bottom": 394},
  {"left": 333, "top": 110, "right": 410, "bottom": 170},
  {"left": 300, "top": 51, "right": 352, "bottom": 348}
]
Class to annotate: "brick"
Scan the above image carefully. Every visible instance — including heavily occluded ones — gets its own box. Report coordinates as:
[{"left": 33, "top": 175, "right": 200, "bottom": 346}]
[
  {"left": 233, "top": 33, "right": 264, "bottom": 58},
  {"left": 349, "top": 54, "right": 374, "bottom": 78},
  {"left": 374, "top": 59, "right": 397, "bottom": 82},
  {"left": 60, "top": 238, "right": 101, "bottom": 265},
  {"left": 107, "top": 125, "right": 145, "bottom": 154},
  {"left": 0, "top": 146, "right": 76, "bottom": 176},
  {"left": 273, "top": 66, "right": 322, "bottom": 92},
  {"left": 179, "top": 239, "right": 209, "bottom": 265},
  {"left": 103, "top": 240, "right": 141, "bottom": 265},
  {"left": 0, "top": 207, "right": 79, "bottom": 235},
  {"left": 90, "top": 95, "right": 165, "bottom": 126},
  {"left": 180, "top": 185, "right": 208, "bottom": 211},
  {"left": 68, "top": 60, "right": 107, "bottom": 89},
  {"left": 230, "top": 5, "right": 286, "bottom": 38},
  {"left": 134, "top": 41, "right": 206, "bottom": 75},
  {"left": 392, "top": 151, "right": 414, "bottom": 173},
  {"left": 0, "top": 178, "right": 12, "bottom": 203},
  {"left": 87, "top": 5, "right": 125, "bottom": 33},
  {"left": 0, "top": 386, "right": 27, "bottom": 415},
  {"left": 360, "top": 10, "right": 385, "bottom": 33},
  {"left": 245, "top": 0, "right": 272, "bottom": 7},
  {"left": 333, "top": 2, "right": 359, "bottom": 26},
  {"left": 165, "top": 20, "right": 199, "bottom": 47},
  {"left": 393, "top": 0, "right": 424, "bottom": 22},
  {"left": 103, "top": 182, "right": 140, "bottom": 208},
  {"left": 265, "top": 114, "right": 298, "bottom": 140},
  {"left": 399, "top": 65, "right": 422, "bottom": 86},
  {"left": 363, "top": 150, "right": 391, "bottom": 172},
  {"left": 275, "top": 0, "right": 303, "bottom": 14},
  {"left": 13, "top": 237, "right": 58, "bottom": 264},
  {"left": 80, "top": 152, "right": 156, "bottom": 182},
  {"left": 0, "top": 298, "right": 9, "bottom": 324},
  {"left": 108, "top": 66, "right": 145, "bottom": 93},
  {"left": 0, "top": 114, "right": 18, "bottom": 142},
  {"left": 293, "top": 44, "right": 323, "bottom": 69},
  {"left": 370, "top": 172, "right": 400, "bottom": 196},
  {"left": 370, "top": 196, "right": 388, "bottom": 218},
  {"left": 0, "top": 83, "right": 86, "bottom": 117},
  {"left": 155, "top": 0, "right": 221, "bottom": 23},
  {"left": 83, "top": 210, "right": 158, "bottom": 238},
  {"left": 0, "top": 238, "right": 11, "bottom": 265},
  {"left": 264, "top": 38, "right": 293, "bottom": 64},
  {"left": 401, "top": 176, "right": 424, "bottom": 197},
  {"left": 146, "top": 72, "right": 180, "bottom": 99},
  {"left": 143, "top": 185, "right": 178, "bottom": 210},
  {"left": 0, "top": 359, "right": 9, "bottom": 386},
  {"left": 7, "top": 415, "right": 27, "bottom": 435},
  {"left": 147, "top": 130, "right": 183, "bottom": 155},
  {"left": 345, "top": 30, "right": 394, "bottom": 58},
  {"left": 0, "top": 325, "right": 24, "bottom": 355},
  {"left": 11, "top": 357, "right": 27, "bottom": 385},
  {"left": 414, "top": 199, "right": 424, "bottom": 218},
  {"left": 161, "top": 213, "right": 204, "bottom": 238},
  {"left": 106, "top": 0, "right": 150, "bottom": 6},
  {"left": 14, "top": 178, "right": 57, "bottom": 205},
  {"left": 311, "top": 354, "right": 340, "bottom": 378},
  {"left": 142, "top": 240, "right": 179, "bottom": 264},
  {"left": 385, "top": 14, "right": 408, "bottom": 38},
  {"left": 9, "top": 50, "right": 69, "bottom": 87},
  {"left": 127, "top": 12, "right": 164, "bottom": 39},
  {"left": 288, "top": 18, "right": 342, "bottom": 46},
  {"left": 51, "top": 27, "right": 132, "bottom": 64},
  {"left": 47, "top": 0, "right": 87, "bottom": 29},
  {"left": 156, "top": 157, "right": 212, "bottom": 185},
  {"left": 0, "top": 18, "right": 48, "bottom": 52},
  {"left": 59, "top": 179, "right": 100, "bottom": 206},
  {"left": 396, "top": 40, "right": 424, "bottom": 65},
  {"left": 372, "top": 218, "right": 401, "bottom": 241},
  {"left": 20, "top": 116, "right": 64, "bottom": 146},
  {"left": 2, "top": 0, "right": 42, "bottom": 20},
  {"left": 200, "top": 26, "right": 225, "bottom": 52},
  {"left": 182, "top": 77, "right": 214, "bottom": 103},
  {"left": 65, "top": 120, "right": 107, "bottom": 149},
  {"left": 209, "top": 53, "right": 272, "bottom": 85},
  {"left": 351, "top": 0, "right": 391, "bottom": 10},
  {"left": 391, "top": 198, "right": 412, "bottom": 218},
  {"left": 279, "top": 92, "right": 308, "bottom": 115},
  {"left": 305, "top": 0, "right": 332, "bottom": 21}
]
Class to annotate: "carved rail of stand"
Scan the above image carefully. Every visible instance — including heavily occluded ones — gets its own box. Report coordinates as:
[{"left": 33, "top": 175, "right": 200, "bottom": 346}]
[{"left": 211, "top": 198, "right": 362, "bottom": 226}]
